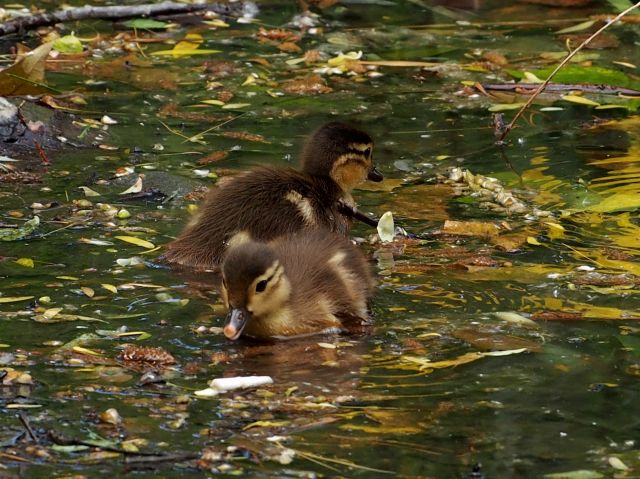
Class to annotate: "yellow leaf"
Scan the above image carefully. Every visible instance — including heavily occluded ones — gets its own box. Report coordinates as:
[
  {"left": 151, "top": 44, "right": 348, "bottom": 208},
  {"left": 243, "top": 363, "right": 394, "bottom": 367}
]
[
  {"left": 102, "top": 283, "right": 118, "bottom": 294},
  {"left": 241, "top": 74, "right": 256, "bottom": 86},
  {"left": 42, "top": 308, "right": 63, "bottom": 320},
  {"left": 0, "top": 296, "right": 34, "bottom": 303},
  {"left": 527, "top": 236, "right": 542, "bottom": 245},
  {"left": 221, "top": 103, "right": 250, "bottom": 109},
  {"left": 545, "top": 222, "right": 565, "bottom": 240},
  {"left": 561, "top": 94, "right": 600, "bottom": 107},
  {"left": 203, "top": 19, "right": 229, "bottom": 27},
  {"left": 587, "top": 193, "right": 640, "bottom": 213},
  {"left": 201, "top": 99, "right": 225, "bottom": 106},
  {"left": 72, "top": 346, "right": 102, "bottom": 357},
  {"left": 115, "top": 236, "right": 155, "bottom": 249},
  {"left": 15, "top": 258, "right": 34, "bottom": 268},
  {"left": 81, "top": 287, "right": 95, "bottom": 298},
  {"left": 57, "top": 276, "right": 79, "bottom": 280}
]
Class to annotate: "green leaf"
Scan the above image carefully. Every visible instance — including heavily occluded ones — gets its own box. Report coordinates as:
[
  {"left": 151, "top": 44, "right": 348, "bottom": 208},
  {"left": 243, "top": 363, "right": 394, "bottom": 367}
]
[
  {"left": 606, "top": 0, "right": 633, "bottom": 12},
  {"left": 544, "top": 471, "right": 603, "bottom": 479},
  {"left": 506, "top": 65, "right": 640, "bottom": 90},
  {"left": 555, "top": 20, "right": 596, "bottom": 34},
  {"left": 52, "top": 34, "right": 83, "bottom": 54},
  {"left": 488, "top": 103, "right": 526, "bottom": 112},
  {"left": 123, "top": 19, "right": 170, "bottom": 29},
  {"left": 0, "top": 216, "right": 40, "bottom": 242}
]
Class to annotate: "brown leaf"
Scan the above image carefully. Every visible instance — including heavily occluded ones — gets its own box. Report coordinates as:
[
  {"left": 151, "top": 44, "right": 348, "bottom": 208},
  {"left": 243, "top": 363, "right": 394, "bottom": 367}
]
[
  {"left": 278, "top": 42, "right": 302, "bottom": 53},
  {"left": 441, "top": 220, "right": 501, "bottom": 238},
  {"left": 257, "top": 27, "right": 299, "bottom": 43},
  {"left": 530, "top": 311, "right": 584, "bottom": 321},
  {"left": 282, "top": 75, "right": 332, "bottom": 95},
  {"left": 452, "top": 327, "right": 543, "bottom": 353},
  {"left": 197, "top": 151, "right": 229, "bottom": 165},
  {"left": 482, "top": 51, "right": 508, "bottom": 66},
  {"left": 221, "top": 131, "right": 270, "bottom": 143},
  {"left": 559, "top": 33, "right": 619, "bottom": 49},
  {"left": 118, "top": 345, "right": 176, "bottom": 366},
  {"left": 0, "top": 42, "right": 54, "bottom": 96}
]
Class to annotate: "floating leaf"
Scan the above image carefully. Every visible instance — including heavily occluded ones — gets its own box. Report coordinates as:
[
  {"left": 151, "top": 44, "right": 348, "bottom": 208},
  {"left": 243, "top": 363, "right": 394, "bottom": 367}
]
[
  {"left": 115, "top": 236, "right": 155, "bottom": 249},
  {"left": 78, "top": 238, "right": 114, "bottom": 246},
  {"left": 0, "top": 42, "right": 54, "bottom": 96},
  {"left": 527, "top": 236, "right": 542, "bottom": 246},
  {"left": 0, "top": 296, "right": 34, "bottom": 303},
  {"left": 81, "top": 287, "right": 95, "bottom": 298},
  {"left": 488, "top": 103, "right": 526, "bottom": 112},
  {"left": 72, "top": 346, "right": 102, "bottom": 357},
  {"left": 555, "top": 20, "right": 596, "bottom": 34},
  {"left": 79, "top": 186, "right": 101, "bottom": 197},
  {"left": 561, "top": 95, "right": 600, "bottom": 107},
  {"left": 377, "top": 211, "right": 395, "bottom": 242},
  {"left": 102, "top": 283, "right": 118, "bottom": 294},
  {"left": 586, "top": 193, "right": 640, "bottom": 213},
  {"left": 53, "top": 34, "right": 83, "bottom": 54},
  {"left": 42, "top": 308, "right": 63, "bottom": 320},
  {"left": 543, "top": 471, "right": 603, "bottom": 479},
  {"left": 0, "top": 216, "right": 40, "bottom": 242},
  {"left": 15, "top": 258, "right": 34, "bottom": 268},
  {"left": 221, "top": 103, "right": 251, "bottom": 109},
  {"left": 119, "top": 176, "right": 143, "bottom": 195},
  {"left": 123, "top": 18, "right": 170, "bottom": 29}
]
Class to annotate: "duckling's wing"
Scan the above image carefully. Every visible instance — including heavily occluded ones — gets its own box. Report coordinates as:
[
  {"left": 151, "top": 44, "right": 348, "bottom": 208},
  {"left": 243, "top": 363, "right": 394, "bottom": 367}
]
[{"left": 164, "top": 168, "right": 332, "bottom": 269}]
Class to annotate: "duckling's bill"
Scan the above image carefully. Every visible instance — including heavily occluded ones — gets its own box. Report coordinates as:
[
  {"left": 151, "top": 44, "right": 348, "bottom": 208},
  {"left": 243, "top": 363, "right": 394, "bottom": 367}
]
[
  {"left": 368, "top": 165, "right": 383, "bottom": 182},
  {"left": 224, "top": 307, "right": 250, "bottom": 340}
]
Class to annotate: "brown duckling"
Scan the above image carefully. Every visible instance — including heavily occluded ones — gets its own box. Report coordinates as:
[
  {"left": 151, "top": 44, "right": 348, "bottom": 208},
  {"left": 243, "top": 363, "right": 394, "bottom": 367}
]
[
  {"left": 220, "top": 231, "right": 375, "bottom": 340},
  {"left": 163, "top": 122, "right": 382, "bottom": 270}
]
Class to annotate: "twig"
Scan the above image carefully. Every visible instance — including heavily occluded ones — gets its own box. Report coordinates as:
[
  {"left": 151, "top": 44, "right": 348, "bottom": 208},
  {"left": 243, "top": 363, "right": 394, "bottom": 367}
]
[
  {"left": 0, "top": 2, "right": 241, "bottom": 37},
  {"left": 497, "top": 2, "right": 640, "bottom": 144},
  {"left": 482, "top": 82, "right": 640, "bottom": 97},
  {"left": 336, "top": 201, "right": 379, "bottom": 228},
  {"left": 17, "top": 412, "right": 37, "bottom": 443}
]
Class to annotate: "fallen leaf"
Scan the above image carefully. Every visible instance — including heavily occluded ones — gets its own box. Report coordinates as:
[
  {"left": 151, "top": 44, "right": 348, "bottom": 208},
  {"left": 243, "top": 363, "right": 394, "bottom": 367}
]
[
  {"left": 0, "top": 296, "right": 34, "bottom": 303},
  {"left": 114, "top": 236, "right": 155, "bottom": 249},
  {"left": 15, "top": 258, "right": 34, "bottom": 268},
  {"left": 119, "top": 176, "right": 143, "bottom": 195}
]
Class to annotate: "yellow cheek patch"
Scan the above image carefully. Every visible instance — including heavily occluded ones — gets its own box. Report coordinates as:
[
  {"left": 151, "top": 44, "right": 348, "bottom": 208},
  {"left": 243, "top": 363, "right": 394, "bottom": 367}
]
[{"left": 332, "top": 163, "right": 368, "bottom": 192}]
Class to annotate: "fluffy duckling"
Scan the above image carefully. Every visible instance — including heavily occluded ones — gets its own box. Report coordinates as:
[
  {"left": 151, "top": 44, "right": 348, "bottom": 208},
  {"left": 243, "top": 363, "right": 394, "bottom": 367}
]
[
  {"left": 220, "top": 231, "right": 375, "bottom": 340},
  {"left": 163, "top": 122, "right": 382, "bottom": 270}
]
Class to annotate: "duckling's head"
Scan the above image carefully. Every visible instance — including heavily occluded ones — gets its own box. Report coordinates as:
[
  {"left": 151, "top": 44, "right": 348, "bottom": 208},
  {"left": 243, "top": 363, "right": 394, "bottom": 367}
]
[
  {"left": 301, "top": 122, "right": 383, "bottom": 192},
  {"left": 220, "top": 241, "right": 291, "bottom": 340}
]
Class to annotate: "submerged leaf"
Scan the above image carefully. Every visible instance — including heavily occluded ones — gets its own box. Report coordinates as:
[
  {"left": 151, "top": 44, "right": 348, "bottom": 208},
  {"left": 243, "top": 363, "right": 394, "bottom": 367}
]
[{"left": 0, "top": 216, "right": 40, "bottom": 242}]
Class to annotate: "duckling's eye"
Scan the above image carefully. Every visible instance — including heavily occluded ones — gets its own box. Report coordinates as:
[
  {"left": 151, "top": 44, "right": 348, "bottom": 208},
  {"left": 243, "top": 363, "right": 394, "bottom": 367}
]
[
  {"left": 363, "top": 147, "right": 372, "bottom": 159},
  {"left": 255, "top": 280, "right": 268, "bottom": 293}
]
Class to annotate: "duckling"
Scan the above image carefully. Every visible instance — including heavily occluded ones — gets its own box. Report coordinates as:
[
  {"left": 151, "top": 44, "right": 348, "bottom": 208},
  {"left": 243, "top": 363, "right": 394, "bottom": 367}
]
[
  {"left": 163, "top": 122, "right": 382, "bottom": 270},
  {"left": 220, "top": 231, "right": 375, "bottom": 340}
]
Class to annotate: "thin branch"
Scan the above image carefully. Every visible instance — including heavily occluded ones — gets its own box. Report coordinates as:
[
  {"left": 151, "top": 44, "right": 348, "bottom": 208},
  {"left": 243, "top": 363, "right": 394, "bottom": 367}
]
[
  {"left": 0, "top": 2, "right": 241, "bottom": 37},
  {"left": 482, "top": 82, "right": 640, "bottom": 97},
  {"left": 498, "top": 2, "right": 640, "bottom": 144}
]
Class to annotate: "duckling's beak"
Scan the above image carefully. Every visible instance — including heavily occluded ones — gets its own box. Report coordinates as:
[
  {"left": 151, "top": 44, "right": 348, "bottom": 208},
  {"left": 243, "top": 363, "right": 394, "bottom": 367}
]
[
  {"left": 367, "top": 166, "right": 383, "bottom": 182},
  {"left": 224, "top": 307, "right": 250, "bottom": 340}
]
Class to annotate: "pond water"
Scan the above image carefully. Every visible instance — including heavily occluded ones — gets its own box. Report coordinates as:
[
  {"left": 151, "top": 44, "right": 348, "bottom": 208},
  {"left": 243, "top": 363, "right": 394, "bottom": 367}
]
[{"left": 2, "top": 0, "right": 640, "bottom": 477}]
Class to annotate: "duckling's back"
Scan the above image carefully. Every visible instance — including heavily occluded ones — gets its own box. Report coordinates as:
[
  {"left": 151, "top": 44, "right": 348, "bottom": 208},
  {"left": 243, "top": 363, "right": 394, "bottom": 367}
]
[
  {"left": 163, "top": 167, "right": 349, "bottom": 270},
  {"left": 272, "top": 232, "right": 375, "bottom": 332}
]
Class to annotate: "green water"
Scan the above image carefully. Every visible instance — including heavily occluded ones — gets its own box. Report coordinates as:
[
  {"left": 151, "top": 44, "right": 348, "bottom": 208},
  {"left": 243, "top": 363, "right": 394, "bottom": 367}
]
[{"left": 2, "top": 0, "right": 640, "bottom": 477}]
